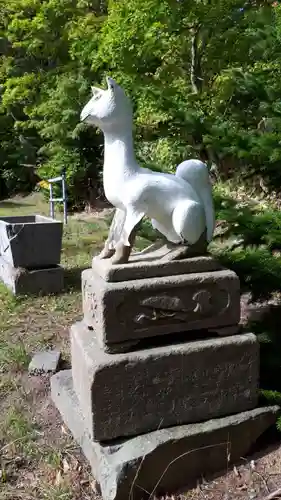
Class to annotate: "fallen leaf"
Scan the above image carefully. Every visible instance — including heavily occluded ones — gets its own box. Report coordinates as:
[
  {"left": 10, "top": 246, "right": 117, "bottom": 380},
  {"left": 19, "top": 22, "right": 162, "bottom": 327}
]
[
  {"left": 61, "top": 425, "right": 68, "bottom": 435},
  {"left": 91, "top": 479, "right": 98, "bottom": 493},
  {"left": 233, "top": 465, "right": 241, "bottom": 478},
  {"left": 73, "top": 458, "right": 79, "bottom": 470},
  {"left": 55, "top": 470, "right": 62, "bottom": 486},
  {"left": 238, "top": 484, "right": 248, "bottom": 491},
  {"left": 0, "top": 469, "right": 7, "bottom": 483},
  {"left": 62, "top": 458, "right": 70, "bottom": 473}
]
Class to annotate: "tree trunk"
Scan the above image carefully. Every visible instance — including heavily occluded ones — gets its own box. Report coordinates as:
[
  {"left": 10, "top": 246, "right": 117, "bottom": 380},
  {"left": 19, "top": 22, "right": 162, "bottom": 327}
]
[{"left": 190, "top": 28, "right": 203, "bottom": 94}]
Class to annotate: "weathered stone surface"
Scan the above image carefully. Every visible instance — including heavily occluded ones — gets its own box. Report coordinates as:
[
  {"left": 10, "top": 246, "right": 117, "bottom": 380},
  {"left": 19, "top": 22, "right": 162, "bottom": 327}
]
[
  {"left": 29, "top": 350, "right": 61, "bottom": 375},
  {"left": 71, "top": 321, "right": 259, "bottom": 441},
  {"left": 92, "top": 248, "right": 223, "bottom": 282},
  {"left": 0, "top": 215, "right": 63, "bottom": 268},
  {"left": 51, "top": 369, "right": 279, "bottom": 500},
  {"left": 82, "top": 267, "right": 240, "bottom": 350},
  {"left": 209, "top": 325, "right": 242, "bottom": 336},
  {"left": 0, "top": 256, "right": 64, "bottom": 295}
]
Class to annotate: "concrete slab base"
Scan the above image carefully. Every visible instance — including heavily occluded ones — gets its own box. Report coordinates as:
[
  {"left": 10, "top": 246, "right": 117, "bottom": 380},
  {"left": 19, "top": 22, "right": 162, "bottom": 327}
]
[
  {"left": 28, "top": 349, "right": 61, "bottom": 375},
  {"left": 51, "top": 370, "right": 279, "bottom": 500},
  {"left": 0, "top": 255, "right": 64, "bottom": 295}
]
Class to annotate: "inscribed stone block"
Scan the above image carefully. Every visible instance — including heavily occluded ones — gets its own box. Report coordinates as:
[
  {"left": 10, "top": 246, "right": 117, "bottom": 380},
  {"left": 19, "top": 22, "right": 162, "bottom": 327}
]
[{"left": 71, "top": 321, "right": 259, "bottom": 441}]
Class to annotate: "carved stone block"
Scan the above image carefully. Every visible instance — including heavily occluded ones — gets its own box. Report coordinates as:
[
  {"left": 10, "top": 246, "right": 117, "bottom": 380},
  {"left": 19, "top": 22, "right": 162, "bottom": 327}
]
[
  {"left": 70, "top": 321, "right": 259, "bottom": 441},
  {"left": 82, "top": 266, "right": 240, "bottom": 351}
]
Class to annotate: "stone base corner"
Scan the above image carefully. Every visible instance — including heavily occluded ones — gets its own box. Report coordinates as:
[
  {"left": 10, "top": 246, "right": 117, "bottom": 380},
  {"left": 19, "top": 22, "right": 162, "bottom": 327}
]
[{"left": 51, "top": 369, "right": 279, "bottom": 500}]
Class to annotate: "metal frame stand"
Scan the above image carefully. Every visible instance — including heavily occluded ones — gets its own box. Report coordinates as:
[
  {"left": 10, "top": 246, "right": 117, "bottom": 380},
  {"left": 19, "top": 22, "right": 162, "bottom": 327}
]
[{"left": 48, "top": 170, "right": 68, "bottom": 224}]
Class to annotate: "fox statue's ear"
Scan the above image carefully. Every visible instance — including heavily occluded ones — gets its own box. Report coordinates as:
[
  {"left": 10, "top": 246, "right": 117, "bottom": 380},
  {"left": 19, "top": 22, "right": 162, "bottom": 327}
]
[
  {"left": 91, "top": 86, "right": 101, "bottom": 96},
  {"left": 106, "top": 76, "right": 117, "bottom": 91}
]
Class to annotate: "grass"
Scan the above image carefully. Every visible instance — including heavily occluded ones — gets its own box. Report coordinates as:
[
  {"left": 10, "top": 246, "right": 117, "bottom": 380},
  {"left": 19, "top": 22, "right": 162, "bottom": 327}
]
[
  {"left": 0, "top": 194, "right": 106, "bottom": 499},
  {"left": 0, "top": 192, "right": 156, "bottom": 499},
  {"left": 0, "top": 188, "right": 281, "bottom": 499}
]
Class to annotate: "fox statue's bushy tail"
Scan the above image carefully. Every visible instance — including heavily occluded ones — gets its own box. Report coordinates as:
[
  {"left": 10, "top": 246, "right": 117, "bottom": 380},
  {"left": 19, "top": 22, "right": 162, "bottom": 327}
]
[{"left": 175, "top": 159, "right": 215, "bottom": 242}]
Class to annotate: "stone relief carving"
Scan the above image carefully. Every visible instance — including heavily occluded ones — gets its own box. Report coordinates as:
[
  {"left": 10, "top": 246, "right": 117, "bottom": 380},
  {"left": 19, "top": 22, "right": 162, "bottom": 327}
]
[{"left": 124, "top": 288, "right": 230, "bottom": 326}]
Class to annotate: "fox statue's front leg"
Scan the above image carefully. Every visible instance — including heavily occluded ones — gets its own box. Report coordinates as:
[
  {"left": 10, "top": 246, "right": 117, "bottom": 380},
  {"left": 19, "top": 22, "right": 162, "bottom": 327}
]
[
  {"left": 98, "top": 208, "right": 126, "bottom": 259},
  {"left": 111, "top": 207, "right": 144, "bottom": 264},
  {"left": 111, "top": 226, "right": 138, "bottom": 264},
  {"left": 98, "top": 207, "right": 142, "bottom": 264}
]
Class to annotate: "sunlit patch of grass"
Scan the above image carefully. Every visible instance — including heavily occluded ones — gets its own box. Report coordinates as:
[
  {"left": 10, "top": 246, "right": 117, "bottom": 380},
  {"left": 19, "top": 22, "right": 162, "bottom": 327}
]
[
  {"left": 0, "top": 375, "right": 19, "bottom": 400},
  {"left": 0, "top": 283, "right": 18, "bottom": 313},
  {"left": 0, "top": 340, "right": 30, "bottom": 373},
  {"left": 3, "top": 408, "right": 33, "bottom": 441},
  {"left": 0, "top": 407, "right": 38, "bottom": 458},
  {"left": 45, "top": 450, "right": 63, "bottom": 470},
  {"left": 38, "top": 482, "right": 73, "bottom": 500}
]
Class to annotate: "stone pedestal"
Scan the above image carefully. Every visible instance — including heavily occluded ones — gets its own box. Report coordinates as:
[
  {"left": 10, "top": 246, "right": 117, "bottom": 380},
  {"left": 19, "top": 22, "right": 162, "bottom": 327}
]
[
  {"left": 71, "top": 322, "right": 258, "bottom": 441},
  {"left": 0, "top": 215, "right": 64, "bottom": 295},
  {"left": 51, "top": 253, "right": 279, "bottom": 499},
  {"left": 83, "top": 255, "right": 240, "bottom": 353},
  {"left": 51, "top": 371, "right": 279, "bottom": 500}
]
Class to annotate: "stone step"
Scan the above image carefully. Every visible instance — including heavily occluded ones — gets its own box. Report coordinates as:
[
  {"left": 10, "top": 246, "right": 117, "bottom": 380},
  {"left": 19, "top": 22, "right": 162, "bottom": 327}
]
[
  {"left": 70, "top": 321, "right": 259, "bottom": 441},
  {"left": 92, "top": 251, "right": 224, "bottom": 282},
  {"left": 51, "top": 369, "right": 279, "bottom": 500}
]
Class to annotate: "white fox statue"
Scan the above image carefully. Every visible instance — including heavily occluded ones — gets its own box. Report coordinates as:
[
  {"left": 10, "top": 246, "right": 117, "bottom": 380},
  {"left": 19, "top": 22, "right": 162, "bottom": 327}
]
[{"left": 80, "top": 77, "right": 215, "bottom": 264}]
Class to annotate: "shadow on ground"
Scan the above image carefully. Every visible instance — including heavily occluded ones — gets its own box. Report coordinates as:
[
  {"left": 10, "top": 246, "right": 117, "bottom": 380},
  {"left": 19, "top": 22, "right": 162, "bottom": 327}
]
[
  {"left": 0, "top": 200, "right": 34, "bottom": 209},
  {"left": 247, "top": 305, "right": 281, "bottom": 394},
  {"left": 63, "top": 267, "right": 86, "bottom": 291}
]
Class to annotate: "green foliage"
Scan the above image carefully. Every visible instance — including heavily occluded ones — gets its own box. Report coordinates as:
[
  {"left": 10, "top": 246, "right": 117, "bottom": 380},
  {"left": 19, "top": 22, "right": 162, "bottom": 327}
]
[
  {"left": 1, "top": 0, "right": 281, "bottom": 203},
  {"left": 31, "top": 70, "right": 104, "bottom": 207},
  {"left": 260, "top": 389, "right": 281, "bottom": 431},
  {"left": 0, "top": 0, "right": 106, "bottom": 204},
  {"left": 211, "top": 186, "right": 281, "bottom": 425},
  {"left": 96, "top": 0, "right": 281, "bottom": 183},
  {"left": 212, "top": 188, "right": 281, "bottom": 300}
]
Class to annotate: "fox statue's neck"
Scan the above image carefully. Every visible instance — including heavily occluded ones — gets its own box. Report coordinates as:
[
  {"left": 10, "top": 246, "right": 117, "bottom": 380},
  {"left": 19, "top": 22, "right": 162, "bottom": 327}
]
[
  {"left": 102, "top": 123, "right": 139, "bottom": 205},
  {"left": 103, "top": 123, "right": 139, "bottom": 176}
]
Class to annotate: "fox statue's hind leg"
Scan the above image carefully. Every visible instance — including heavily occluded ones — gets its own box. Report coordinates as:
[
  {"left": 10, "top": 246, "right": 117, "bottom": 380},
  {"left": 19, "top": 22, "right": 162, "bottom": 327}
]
[
  {"left": 151, "top": 200, "right": 208, "bottom": 259},
  {"left": 170, "top": 200, "right": 208, "bottom": 257},
  {"left": 151, "top": 218, "right": 181, "bottom": 243},
  {"left": 176, "top": 159, "right": 215, "bottom": 242}
]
